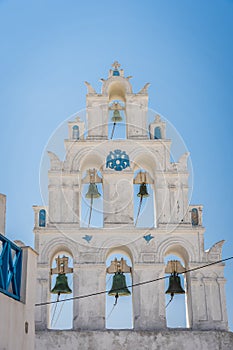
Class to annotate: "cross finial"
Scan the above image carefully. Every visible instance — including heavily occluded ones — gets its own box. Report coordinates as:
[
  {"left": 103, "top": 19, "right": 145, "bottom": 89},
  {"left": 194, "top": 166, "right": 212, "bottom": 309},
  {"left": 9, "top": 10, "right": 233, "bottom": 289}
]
[{"left": 112, "top": 61, "right": 121, "bottom": 70}]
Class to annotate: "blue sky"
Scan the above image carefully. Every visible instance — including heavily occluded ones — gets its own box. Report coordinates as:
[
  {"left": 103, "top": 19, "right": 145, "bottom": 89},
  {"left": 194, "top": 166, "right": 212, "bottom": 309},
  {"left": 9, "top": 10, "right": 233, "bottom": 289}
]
[{"left": 0, "top": 0, "right": 233, "bottom": 330}]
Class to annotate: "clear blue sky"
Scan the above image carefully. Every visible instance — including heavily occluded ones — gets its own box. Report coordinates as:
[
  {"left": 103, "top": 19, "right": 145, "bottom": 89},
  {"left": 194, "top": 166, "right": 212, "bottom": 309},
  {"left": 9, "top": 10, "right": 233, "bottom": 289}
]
[{"left": 0, "top": 0, "right": 233, "bottom": 330}]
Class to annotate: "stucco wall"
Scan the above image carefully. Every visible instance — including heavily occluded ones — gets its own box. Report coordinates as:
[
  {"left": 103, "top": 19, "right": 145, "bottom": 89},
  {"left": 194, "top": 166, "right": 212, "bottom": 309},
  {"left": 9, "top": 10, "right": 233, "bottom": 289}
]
[
  {"left": 0, "top": 246, "right": 37, "bottom": 350},
  {"left": 35, "top": 330, "right": 233, "bottom": 350}
]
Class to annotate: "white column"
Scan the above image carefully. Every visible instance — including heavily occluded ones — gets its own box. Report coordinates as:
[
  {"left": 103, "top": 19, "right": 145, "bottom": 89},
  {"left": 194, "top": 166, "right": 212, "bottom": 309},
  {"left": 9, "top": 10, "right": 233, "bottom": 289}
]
[
  {"left": 73, "top": 264, "right": 106, "bottom": 330},
  {"left": 103, "top": 171, "right": 134, "bottom": 227},
  {"left": 133, "top": 264, "right": 166, "bottom": 330}
]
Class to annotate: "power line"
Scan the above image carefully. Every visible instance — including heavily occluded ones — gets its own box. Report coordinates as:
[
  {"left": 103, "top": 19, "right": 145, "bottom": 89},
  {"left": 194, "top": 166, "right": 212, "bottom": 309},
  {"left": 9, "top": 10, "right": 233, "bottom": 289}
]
[{"left": 35, "top": 255, "right": 233, "bottom": 307}]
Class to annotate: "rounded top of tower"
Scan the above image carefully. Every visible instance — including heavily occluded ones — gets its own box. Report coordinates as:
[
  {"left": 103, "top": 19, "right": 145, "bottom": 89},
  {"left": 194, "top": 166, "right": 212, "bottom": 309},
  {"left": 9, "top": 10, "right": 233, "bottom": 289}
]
[{"left": 100, "top": 61, "right": 133, "bottom": 101}]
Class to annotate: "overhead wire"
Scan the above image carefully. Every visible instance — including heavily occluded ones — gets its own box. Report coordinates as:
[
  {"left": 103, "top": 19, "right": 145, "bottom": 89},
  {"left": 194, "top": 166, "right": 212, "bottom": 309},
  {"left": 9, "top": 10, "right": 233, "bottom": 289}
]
[{"left": 35, "top": 255, "right": 233, "bottom": 307}]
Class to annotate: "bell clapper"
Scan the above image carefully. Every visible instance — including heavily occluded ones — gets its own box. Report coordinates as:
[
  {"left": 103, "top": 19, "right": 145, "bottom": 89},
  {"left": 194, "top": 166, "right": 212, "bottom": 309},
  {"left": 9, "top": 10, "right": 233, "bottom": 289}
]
[
  {"left": 135, "top": 196, "right": 143, "bottom": 226},
  {"left": 106, "top": 293, "right": 119, "bottom": 320},
  {"left": 114, "top": 292, "right": 119, "bottom": 306},
  {"left": 51, "top": 293, "right": 61, "bottom": 327},
  {"left": 165, "top": 293, "right": 174, "bottom": 308},
  {"left": 88, "top": 194, "right": 93, "bottom": 227},
  {"left": 110, "top": 122, "right": 116, "bottom": 139}
]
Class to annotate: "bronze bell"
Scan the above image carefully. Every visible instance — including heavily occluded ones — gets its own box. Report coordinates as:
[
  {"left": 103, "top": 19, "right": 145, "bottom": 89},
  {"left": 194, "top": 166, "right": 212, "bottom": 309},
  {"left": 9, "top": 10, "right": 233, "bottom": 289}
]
[
  {"left": 137, "top": 183, "right": 149, "bottom": 198},
  {"left": 111, "top": 110, "right": 123, "bottom": 123},
  {"left": 85, "top": 183, "right": 101, "bottom": 199},
  {"left": 51, "top": 273, "right": 72, "bottom": 295},
  {"left": 165, "top": 273, "right": 185, "bottom": 296},
  {"left": 108, "top": 272, "right": 131, "bottom": 297}
]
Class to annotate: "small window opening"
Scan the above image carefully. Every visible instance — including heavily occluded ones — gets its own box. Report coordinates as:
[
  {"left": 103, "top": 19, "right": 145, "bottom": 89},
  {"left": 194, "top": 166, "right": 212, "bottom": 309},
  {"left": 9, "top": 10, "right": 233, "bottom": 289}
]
[
  {"left": 39, "top": 209, "right": 46, "bottom": 227},
  {"left": 154, "top": 127, "right": 162, "bottom": 139},
  {"left": 72, "top": 125, "right": 79, "bottom": 140}
]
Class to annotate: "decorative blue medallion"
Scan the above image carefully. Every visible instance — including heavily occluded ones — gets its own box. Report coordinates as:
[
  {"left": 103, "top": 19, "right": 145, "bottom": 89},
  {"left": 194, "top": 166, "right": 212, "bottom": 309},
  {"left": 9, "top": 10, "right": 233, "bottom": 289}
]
[{"left": 106, "top": 149, "right": 130, "bottom": 171}]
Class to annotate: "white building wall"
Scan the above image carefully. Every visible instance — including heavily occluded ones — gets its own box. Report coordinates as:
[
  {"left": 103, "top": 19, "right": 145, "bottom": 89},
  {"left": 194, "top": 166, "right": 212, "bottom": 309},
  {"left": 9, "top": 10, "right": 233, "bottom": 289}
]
[
  {"left": 35, "top": 330, "right": 233, "bottom": 350},
  {"left": 0, "top": 245, "right": 37, "bottom": 350}
]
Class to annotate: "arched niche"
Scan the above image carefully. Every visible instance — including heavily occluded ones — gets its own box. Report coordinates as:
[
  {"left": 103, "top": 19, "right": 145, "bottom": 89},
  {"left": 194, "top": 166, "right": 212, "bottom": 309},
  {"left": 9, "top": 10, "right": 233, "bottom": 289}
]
[
  {"left": 49, "top": 250, "right": 73, "bottom": 330},
  {"left": 108, "top": 82, "right": 126, "bottom": 102},
  {"left": 39, "top": 209, "right": 46, "bottom": 227},
  {"left": 79, "top": 152, "right": 104, "bottom": 173},
  {"left": 105, "top": 247, "right": 133, "bottom": 329},
  {"left": 154, "top": 126, "right": 162, "bottom": 139},
  {"left": 72, "top": 125, "right": 79, "bottom": 140},
  {"left": 106, "top": 245, "right": 134, "bottom": 263},
  {"left": 133, "top": 169, "right": 155, "bottom": 228},
  {"left": 163, "top": 243, "right": 192, "bottom": 329},
  {"left": 108, "top": 100, "right": 126, "bottom": 140},
  {"left": 69, "top": 147, "right": 104, "bottom": 173},
  {"left": 101, "top": 77, "right": 133, "bottom": 101},
  {"left": 191, "top": 208, "right": 199, "bottom": 226},
  {"left": 164, "top": 244, "right": 190, "bottom": 266},
  {"left": 158, "top": 238, "right": 194, "bottom": 265},
  {"left": 131, "top": 149, "right": 158, "bottom": 174},
  {"left": 80, "top": 168, "right": 103, "bottom": 228},
  {"left": 40, "top": 238, "right": 76, "bottom": 265},
  {"left": 164, "top": 252, "right": 187, "bottom": 328}
]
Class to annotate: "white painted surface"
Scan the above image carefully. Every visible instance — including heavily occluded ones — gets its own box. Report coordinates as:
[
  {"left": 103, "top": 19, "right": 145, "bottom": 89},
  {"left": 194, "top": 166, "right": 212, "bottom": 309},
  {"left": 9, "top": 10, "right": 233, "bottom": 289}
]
[
  {"left": 0, "top": 246, "right": 37, "bottom": 350},
  {"left": 35, "top": 330, "right": 233, "bottom": 350},
  {"left": 34, "top": 64, "right": 229, "bottom": 340}
]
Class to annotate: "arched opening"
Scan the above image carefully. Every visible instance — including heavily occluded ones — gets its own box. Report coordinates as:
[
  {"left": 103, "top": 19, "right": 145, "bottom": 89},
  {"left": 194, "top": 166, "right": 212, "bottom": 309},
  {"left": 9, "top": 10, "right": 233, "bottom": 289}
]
[
  {"left": 49, "top": 252, "right": 73, "bottom": 330},
  {"left": 108, "top": 82, "right": 126, "bottom": 102},
  {"left": 133, "top": 170, "right": 155, "bottom": 227},
  {"left": 81, "top": 169, "right": 103, "bottom": 228},
  {"left": 154, "top": 127, "right": 162, "bottom": 139},
  {"left": 39, "top": 209, "right": 46, "bottom": 227},
  {"left": 108, "top": 100, "right": 126, "bottom": 140},
  {"left": 106, "top": 252, "right": 133, "bottom": 329},
  {"left": 72, "top": 125, "right": 79, "bottom": 140},
  {"left": 164, "top": 247, "right": 189, "bottom": 328},
  {"left": 191, "top": 208, "right": 198, "bottom": 226}
]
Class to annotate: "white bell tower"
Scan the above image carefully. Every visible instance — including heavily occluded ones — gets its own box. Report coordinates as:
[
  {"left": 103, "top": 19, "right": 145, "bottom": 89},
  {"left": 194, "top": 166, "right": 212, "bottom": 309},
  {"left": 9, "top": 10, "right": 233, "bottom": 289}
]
[{"left": 34, "top": 62, "right": 229, "bottom": 348}]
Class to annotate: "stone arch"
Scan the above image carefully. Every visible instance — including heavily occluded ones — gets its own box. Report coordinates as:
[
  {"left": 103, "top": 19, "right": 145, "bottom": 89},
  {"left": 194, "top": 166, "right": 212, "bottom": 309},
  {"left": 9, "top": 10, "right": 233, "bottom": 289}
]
[
  {"left": 40, "top": 237, "right": 77, "bottom": 264},
  {"left": 70, "top": 147, "right": 105, "bottom": 172},
  {"left": 130, "top": 146, "right": 165, "bottom": 173},
  {"left": 102, "top": 77, "right": 133, "bottom": 101},
  {"left": 99, "top": 237, "right": 140, "bottom": 264},
  {"left": 49, "top": 246, "right": 74, "bottom": 330},
  {"left": 106, "top": 245, "right": 133, "bottom": 262},
  {"left": 105, "top": 242, "right": 134, "bottom": 329},
  {"left": 158, "top": 237, "right": 195, "bottom": 265}
]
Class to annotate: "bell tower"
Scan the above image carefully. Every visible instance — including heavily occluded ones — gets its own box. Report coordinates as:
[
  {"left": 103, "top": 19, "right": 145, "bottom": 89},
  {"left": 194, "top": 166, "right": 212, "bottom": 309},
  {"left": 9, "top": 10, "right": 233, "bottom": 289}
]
[{"left": 34, "top": 62, "right": 229, "bottom": 345}]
